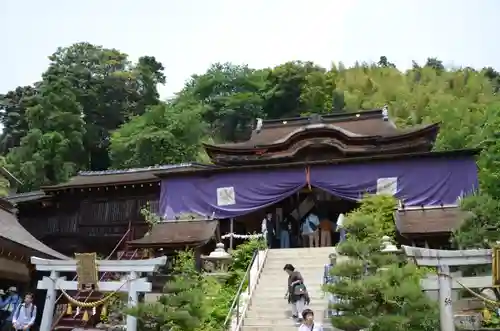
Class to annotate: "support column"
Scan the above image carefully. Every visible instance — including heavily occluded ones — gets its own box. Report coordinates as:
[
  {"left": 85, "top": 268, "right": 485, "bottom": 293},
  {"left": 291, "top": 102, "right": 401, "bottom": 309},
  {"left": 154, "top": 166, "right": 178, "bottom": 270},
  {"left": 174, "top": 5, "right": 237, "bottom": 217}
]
[
  {"left": 39, "top": 271, "right": 59, "bottom": 331},
  {"left": 127, "top": 271, "right": 139, "bottom": 331},
  {"left": 438, "top": 264, "right": 454, "bottom": 331},
  {"left": 229, "top": 218, "right": 234, "bottom": 251}
]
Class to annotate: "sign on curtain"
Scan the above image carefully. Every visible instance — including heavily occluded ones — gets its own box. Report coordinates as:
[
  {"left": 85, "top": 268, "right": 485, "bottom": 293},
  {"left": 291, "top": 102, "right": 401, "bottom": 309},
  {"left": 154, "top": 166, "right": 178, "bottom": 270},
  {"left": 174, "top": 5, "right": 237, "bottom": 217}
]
[
  {"left": 216, "top": 187, "right": 236, "bottom": 206},
  {"left": 376, "top": 177, "right": 398, "bottom": 196}
]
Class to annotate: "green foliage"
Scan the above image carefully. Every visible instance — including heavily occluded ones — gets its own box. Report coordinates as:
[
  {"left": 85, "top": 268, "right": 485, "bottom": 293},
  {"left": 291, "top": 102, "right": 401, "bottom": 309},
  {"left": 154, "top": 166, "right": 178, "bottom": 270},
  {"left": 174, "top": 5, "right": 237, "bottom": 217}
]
[
  {"left": 328, "top": 195, "right": 439, "bottom": 331},
  {"left": 109, "top": 101, "right": 207, "bottom": 169},
  {"left": 126, "top": 250, "right": 210, "bottom": 331},
  {"left": 345, "top": 194, "right": 397, "bottom": 240},
  {"left": 5, "top": 76, "right": 86, "bottom": 191},
  {"left": 3, "top": 49, "right": 500, "bottom": 201},
  {"left": 126, "top": 238, "right": 265, "bottom": 331},
  {"left": 453, "top": 193, "right": 500, "bottom": 249},
  {"left": 205, "top": 237, "right": 266, "bottom": 329},
  {"left": 0, "top": 156, "right": 11, "bottom": 197}
]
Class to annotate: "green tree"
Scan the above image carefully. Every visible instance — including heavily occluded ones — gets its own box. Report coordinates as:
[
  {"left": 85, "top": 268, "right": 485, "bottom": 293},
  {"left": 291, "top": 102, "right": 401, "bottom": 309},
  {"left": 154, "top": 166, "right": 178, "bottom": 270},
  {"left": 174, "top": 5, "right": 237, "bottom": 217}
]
[
  {"left": 0, "top": 156, "right": 11, "bottom": 197},
  {"left": 0, "top": 85, "right": 37, "bottom": 153},
  {"left": 109, "top": 101, "right": 207, "bottom": 168},
  {"left": 182, "top": 63, "right": 267, "bottom": 142},
  {"left": 127, "top": 251, "right": 210, "bottom": 331},
  {"left": 327, "top": 195, "right": 439, "bottom": 331},
  {"left": 263, "top": 61, "right": 325, "bottom": 118},
  {"left": 6, "top": 75, "right": 85, "bottom": 191},
  {"left": 45, "top": 42, "right": 165, "bottom": 170}
]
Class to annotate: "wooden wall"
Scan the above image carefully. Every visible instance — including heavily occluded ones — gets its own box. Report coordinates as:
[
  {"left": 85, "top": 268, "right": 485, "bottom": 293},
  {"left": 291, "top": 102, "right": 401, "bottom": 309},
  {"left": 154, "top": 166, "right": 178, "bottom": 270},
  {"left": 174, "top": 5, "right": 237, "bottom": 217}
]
[{"left": 17, "top": 185, "right": 159, "bottom": 255}]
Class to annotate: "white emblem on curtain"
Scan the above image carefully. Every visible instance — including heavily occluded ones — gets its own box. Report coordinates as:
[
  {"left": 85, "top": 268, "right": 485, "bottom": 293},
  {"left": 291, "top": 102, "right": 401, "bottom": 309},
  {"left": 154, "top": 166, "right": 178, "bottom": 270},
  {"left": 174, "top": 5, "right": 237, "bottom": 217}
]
[
  {"left": 376, "top": 177, "right": 398, "bottom": 195},
  {"left": 216, "top": 186, "right": 236, "bottom": 206}
]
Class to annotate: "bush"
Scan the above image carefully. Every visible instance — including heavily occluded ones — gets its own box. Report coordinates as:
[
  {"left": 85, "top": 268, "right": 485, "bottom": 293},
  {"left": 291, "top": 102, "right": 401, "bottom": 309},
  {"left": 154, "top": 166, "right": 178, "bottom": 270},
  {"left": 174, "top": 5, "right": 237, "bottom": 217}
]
[
  {"left": 453, "top": 192, "right": 500, "bottom": 249},
  {"left": 126, "top": 250, "right": 210, "bottom": 331},
  {"left": 126, "top": 237, "right": 266, "bottom": 331},
  {"left": 327, "top": 194, "right": 439, "bottom": 331}
]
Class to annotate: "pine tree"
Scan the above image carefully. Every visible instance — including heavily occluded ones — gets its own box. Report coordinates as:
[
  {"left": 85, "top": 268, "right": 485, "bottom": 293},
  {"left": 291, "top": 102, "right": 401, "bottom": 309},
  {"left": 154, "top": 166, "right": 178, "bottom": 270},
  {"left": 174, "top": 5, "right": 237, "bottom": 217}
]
[
  {"left": 127, "top": 251, "right": 210, "bottom": 331},
  {"left": 326, "top": 195, "right": 439, "bottom": 331}
]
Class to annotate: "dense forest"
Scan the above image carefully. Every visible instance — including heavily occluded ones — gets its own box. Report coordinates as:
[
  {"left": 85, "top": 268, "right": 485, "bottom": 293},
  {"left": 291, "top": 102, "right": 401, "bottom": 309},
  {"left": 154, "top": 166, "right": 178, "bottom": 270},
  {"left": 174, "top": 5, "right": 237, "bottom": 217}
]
[{"left": 2, "top": 42, "right": 500, "bottom": 245}]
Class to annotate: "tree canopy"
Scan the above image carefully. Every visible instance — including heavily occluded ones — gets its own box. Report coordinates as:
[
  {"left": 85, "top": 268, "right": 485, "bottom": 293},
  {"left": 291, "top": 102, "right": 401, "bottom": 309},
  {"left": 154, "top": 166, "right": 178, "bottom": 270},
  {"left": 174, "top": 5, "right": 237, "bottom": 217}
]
[{"left": 2, "top": 44, "right": 500, "bottom": 208}]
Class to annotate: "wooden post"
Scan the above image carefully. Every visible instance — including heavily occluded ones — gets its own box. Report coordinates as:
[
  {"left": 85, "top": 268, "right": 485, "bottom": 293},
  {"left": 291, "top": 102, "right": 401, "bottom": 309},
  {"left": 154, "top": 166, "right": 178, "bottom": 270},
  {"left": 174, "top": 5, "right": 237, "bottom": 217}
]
[
  {"left": 39, "top": 271, "right": 58, "bottom": 331},
  {"left": 438, "top": 264, "right": 454, "bottom": 331},
  {"left": 127, "top": 271, "right": 139, "bottom": 331},
  {"left": 229, "top": 218, "right": 234, "bottom": 251}
]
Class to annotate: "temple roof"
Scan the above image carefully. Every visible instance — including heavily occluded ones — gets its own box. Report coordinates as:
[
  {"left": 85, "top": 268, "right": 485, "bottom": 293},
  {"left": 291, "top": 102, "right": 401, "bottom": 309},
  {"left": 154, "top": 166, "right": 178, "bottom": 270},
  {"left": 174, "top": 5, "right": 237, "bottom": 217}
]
[
  {"left": 203, "top": 109, "right": 440, "bottom": 165},
  {"left": 0, "top": 204, "right": 67, "bottom": 259},
  {"left": 41, "top": 163, "right": 213, "bottom": 191},
  {"left": 395, "top": 205, "right": 468, "bottom": 235},
  {"left": 127, "top": 219, "right": 217, "bottom": 248}
]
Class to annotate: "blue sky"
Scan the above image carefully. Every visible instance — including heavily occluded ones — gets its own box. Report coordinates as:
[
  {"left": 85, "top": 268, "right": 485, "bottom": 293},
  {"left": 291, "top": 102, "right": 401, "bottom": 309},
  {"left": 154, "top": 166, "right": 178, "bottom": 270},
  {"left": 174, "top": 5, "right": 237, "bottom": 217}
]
[{"left": 2, "top": 0, "right": 498, "bottom": 98}]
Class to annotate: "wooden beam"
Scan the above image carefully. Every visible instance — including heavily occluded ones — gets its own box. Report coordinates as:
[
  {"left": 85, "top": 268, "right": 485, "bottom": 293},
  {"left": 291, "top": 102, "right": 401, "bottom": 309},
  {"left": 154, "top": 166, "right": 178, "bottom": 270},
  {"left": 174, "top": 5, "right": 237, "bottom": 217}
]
[
  {"left": 37, "top": 277, "right": 152, "bottom": 292},
  {"left": 402, "top": 245, "right": 491, "bottom": 266},
  {"left": 421, "top": 276, "right": 491, "bottom": 291},
  {"left": 31, "top": 256, "right": 167, "bottom": 272}
]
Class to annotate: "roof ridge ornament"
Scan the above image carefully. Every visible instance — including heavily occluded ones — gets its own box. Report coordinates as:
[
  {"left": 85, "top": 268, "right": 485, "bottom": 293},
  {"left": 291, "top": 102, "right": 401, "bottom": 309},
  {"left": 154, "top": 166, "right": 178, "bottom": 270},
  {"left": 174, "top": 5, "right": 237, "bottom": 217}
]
[
  {"left": 255, "top": 118, "right": 263, "bottom": 134},
  {"left": 308, "top": 113, "right": 323, "bottom": 124},
  {"left": 382, "top": 105, "right": 389, "bottom": 121}
]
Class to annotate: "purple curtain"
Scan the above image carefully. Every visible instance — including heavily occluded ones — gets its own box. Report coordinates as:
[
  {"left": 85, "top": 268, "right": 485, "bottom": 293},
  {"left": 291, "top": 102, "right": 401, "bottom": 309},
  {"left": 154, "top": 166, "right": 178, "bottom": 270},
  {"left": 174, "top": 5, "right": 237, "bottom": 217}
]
[
  {"left": 160, "top": 168, "right": 306, "bottom": 219},
  {"left": 310, "top": 156, "right": 478, "bottom": 206}
]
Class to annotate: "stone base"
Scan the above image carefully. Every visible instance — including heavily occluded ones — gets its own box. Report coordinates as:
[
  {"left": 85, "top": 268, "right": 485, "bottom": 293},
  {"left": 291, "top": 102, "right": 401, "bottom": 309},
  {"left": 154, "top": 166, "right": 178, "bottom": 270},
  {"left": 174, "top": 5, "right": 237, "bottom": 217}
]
[{"left": 454, "top": 312, "right": 483, "bottom": 330}]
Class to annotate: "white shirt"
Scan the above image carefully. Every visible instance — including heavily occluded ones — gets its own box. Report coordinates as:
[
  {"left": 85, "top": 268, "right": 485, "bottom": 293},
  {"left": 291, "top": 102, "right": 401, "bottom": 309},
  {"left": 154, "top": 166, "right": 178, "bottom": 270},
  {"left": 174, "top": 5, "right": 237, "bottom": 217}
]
[
  {"left": 336, "top": 213, "right": 345, "bottom": 231},
  {"left": 298, "top": 322, "right": 323, "bottom": 331},
  {"left": 261, "top": 217, "right": 274, "bottom": 235}
]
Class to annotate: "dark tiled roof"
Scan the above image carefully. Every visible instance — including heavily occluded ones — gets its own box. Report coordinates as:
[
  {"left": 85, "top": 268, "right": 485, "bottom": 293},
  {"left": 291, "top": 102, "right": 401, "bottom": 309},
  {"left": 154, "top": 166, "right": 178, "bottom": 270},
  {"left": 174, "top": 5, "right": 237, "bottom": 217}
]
[
  {"left": 128, "top": 220, "right": 217, "bottom": 247},
  {"left": 395, "top": 205, "right": 468, "bottom": 235},
  {"left": 4, "top": 191, "right": 46, "bottom": 204},
  {"left": 206, "top": 109, "right": 437, "bottom": 150},
  {"left": 41, "top": 163, "right": 214, "bottom": 190},
  {"left": 0, "top": 207, "right": 68, "bottom": 259}
]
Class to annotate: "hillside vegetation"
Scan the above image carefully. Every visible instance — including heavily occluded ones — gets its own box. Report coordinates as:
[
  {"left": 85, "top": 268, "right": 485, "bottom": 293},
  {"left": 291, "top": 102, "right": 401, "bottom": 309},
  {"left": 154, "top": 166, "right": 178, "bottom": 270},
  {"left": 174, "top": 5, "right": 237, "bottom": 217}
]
[{"left": 2, "top": 45, "right": 500, "bottom": 246}]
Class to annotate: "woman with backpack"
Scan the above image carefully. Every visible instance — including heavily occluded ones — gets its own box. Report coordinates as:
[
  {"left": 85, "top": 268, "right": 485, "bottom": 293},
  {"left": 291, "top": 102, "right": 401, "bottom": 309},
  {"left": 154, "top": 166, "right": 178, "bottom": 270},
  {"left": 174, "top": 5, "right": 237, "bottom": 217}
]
[{"left": 283, "top": 264, "right": 310, "bottom": 322}]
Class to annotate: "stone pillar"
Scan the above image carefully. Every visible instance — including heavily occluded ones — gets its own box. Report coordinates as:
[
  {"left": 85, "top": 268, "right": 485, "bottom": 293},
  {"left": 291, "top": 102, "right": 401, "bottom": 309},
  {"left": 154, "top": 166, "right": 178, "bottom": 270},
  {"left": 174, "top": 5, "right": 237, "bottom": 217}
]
[
  {"left": 438, "top": 264, "right": 454, "bottom": 331},
  {"left": 39, "top": 271, "right": 59, "bottom": 331},
  {"left": 126, "top": 271, "right": 138, "bottom": 331}
]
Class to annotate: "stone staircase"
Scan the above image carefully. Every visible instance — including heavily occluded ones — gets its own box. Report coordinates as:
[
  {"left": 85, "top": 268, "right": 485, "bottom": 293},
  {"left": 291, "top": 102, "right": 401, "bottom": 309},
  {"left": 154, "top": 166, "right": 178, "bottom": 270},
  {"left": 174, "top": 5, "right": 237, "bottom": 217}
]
[{"left": 241, "top": 247, "right": 336, "bottom": 331}]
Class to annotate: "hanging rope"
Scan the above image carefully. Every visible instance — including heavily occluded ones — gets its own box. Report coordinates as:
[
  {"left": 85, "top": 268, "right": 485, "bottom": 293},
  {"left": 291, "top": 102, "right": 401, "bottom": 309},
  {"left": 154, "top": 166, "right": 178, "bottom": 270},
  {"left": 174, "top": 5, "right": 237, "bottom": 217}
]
[{"left": 305, "top": 166, "right": 311, "bottom": 190}]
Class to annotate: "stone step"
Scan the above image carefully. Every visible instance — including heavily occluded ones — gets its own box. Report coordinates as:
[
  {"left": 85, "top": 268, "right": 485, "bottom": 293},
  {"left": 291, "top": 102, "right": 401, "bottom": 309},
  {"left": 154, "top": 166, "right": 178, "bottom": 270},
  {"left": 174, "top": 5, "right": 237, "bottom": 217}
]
[
  {"left": 245, "top": 307, "right": 329, "bottom": 319},
  {"left": 250, "top": 296, "right": 327, "bottom": 304},
  {"left": 253, "top": 290, "right": 328, "bottom": 299},
  {"left": 266, "top": 255, "right": 329, "bottom": 261},
  {"left": 267, "top": 247, "right": 335, "bottom": 253},
  {"left": 248, "top": 302, "right": 329, "bottom": 312},
  {"left": 252, "top": 289, "right": 326, "bottom": 296},
  {"left": 258, "top": 269, "right": 325, "bottom": 276},
  {"left": 244, "top": 317, "right": 332, "bottom": 326},
  {"left": 257, "top": 281, "right": 324, "bottom": 288},
  {"left": 261, "top": 265, "right": 327, "bottom": 272},
  {"left": 241, "top": 325, "right": 337, "bottom": 331},
  {"left": 265, "top": 256, "right": 330, "bottom": 262}
]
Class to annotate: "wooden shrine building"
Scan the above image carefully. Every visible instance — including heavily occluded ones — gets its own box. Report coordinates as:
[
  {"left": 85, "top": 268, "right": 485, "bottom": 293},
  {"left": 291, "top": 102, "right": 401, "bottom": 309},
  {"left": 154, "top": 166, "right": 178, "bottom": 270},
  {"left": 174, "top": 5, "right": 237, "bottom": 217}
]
[
  {"left": 158, "top": 108, "right": 477, "bottom": 248},
  {"left": 10, "top": 108, "right": 478, "bottom": 255}
]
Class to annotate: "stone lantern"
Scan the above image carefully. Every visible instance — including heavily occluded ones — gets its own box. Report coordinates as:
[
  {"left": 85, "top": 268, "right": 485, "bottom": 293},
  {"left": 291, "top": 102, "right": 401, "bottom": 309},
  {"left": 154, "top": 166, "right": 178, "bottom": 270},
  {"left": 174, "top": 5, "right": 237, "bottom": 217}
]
[
  {"left": 201, "top": 242, "right": 233, "bottom": 281},
  {"left": 380, "top": 236, "right": 401, "bottom": 254},
  {"left": 377, "top": 236, "right": 402, "bottom": 272}
]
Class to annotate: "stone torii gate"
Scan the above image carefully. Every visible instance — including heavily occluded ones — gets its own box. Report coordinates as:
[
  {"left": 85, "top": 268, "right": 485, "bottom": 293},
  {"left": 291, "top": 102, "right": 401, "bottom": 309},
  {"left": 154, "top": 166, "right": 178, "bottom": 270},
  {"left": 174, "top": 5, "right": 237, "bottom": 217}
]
[
  {"left": 31, "top": 256, "right": 167, "bottom": 331},
  {"left": 402, "top": 245, "right": 492, "bottom": 331}
]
